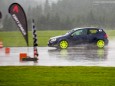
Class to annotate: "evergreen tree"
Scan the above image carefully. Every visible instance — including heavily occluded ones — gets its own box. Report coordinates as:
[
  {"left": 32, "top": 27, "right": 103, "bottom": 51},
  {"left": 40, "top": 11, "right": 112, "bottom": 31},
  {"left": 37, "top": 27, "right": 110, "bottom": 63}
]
[{"left": 44, "top": 0, "right": 51, "bottom": 16}]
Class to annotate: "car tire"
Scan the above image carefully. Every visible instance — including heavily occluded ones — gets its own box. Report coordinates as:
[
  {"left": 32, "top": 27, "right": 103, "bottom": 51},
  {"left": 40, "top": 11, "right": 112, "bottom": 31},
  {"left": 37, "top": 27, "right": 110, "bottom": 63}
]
[
  {"left": 96, "top": 40, "right": 105, "bottom": 48},
  {"left": 58, "top": 40, "right": 69, "bottom": 49}
]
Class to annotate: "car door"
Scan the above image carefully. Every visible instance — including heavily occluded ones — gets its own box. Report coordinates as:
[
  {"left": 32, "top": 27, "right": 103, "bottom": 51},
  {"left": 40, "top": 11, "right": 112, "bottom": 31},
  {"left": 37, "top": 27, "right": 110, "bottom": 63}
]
[
  {"left": 70, "top": 29, "right": 88, "bottom": 45},
  {"left": 87, "top": 29, "right": 98, "bottom": 43}
]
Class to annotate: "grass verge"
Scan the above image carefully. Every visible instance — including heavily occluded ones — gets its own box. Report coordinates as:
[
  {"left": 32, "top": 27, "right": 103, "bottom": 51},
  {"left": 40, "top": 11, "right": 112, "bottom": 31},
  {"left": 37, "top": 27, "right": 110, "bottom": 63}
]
[
  {"left": 0, "top": 30, "right": 67, "bottom": 47},
  {"left": 0, "top": 30, "right": 115, "bottom": 86},
  {"left": 0, "top": 66, "right": 115, "bottom": 86}
]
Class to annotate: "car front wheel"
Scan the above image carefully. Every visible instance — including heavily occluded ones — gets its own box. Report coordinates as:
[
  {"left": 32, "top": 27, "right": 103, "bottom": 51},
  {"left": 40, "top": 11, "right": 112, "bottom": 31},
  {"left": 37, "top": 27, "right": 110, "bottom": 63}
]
[{"left": 58, "top": 40, "right": 69, "bottom": 49}]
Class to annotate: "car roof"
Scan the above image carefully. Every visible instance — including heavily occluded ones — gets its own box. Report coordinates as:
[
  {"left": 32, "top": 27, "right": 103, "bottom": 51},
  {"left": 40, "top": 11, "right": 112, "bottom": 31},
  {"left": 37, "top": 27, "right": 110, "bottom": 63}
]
[{"left": 73, "top": 27, "right": 103, "bottom": 31}]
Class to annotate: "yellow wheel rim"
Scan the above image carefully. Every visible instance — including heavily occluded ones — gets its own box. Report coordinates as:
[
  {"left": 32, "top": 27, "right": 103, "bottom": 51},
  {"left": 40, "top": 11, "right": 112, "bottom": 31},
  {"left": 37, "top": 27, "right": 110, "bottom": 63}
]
[
  {"left": 59, "top": 40, "right": 68, "bottom": 49},
  {"left": 97, "top": 40, "right": 105, "bottom": 48}
]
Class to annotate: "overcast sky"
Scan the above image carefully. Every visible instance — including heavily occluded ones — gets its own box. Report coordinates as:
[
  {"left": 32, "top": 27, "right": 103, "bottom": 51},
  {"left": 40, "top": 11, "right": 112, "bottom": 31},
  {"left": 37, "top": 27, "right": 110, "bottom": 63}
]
[{"left": 34, "top": 0, "right": 58, "bottom": 3}]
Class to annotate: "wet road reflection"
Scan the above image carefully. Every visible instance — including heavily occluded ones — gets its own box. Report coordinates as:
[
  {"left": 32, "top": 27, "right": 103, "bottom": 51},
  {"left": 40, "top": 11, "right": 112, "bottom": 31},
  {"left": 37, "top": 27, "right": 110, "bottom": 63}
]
[
  {"left": 0, "top": 41, "right": 115, "bottom": 66},
  {"left": 48, "top": 47, "right": 108, "bottom": 62}
]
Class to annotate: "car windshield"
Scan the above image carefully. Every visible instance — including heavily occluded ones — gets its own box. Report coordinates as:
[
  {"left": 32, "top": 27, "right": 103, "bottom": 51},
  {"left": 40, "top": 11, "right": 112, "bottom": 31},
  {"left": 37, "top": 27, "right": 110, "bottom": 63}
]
[{"left": 65, "top": 28, "right": 81, "bottom": 35}]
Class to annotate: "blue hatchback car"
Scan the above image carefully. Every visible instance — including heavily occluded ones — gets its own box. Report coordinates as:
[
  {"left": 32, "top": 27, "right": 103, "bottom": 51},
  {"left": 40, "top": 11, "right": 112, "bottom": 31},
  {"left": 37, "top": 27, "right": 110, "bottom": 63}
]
[{"left": 48, "top": 27, "right": 109, "bottom": 49}]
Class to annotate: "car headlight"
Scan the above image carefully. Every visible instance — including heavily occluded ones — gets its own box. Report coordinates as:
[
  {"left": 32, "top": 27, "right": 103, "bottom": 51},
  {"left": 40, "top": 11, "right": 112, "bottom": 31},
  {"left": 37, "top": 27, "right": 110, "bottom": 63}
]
[{"left": 50, "top": 38, "right": 57, "bottom": 42}]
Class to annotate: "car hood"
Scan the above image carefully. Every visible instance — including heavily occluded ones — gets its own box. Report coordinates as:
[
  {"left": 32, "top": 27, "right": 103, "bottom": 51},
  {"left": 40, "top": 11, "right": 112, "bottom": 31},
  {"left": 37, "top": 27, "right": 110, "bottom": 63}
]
[{"left": 50, "top": 35, "right": 66, "bottom": 39}]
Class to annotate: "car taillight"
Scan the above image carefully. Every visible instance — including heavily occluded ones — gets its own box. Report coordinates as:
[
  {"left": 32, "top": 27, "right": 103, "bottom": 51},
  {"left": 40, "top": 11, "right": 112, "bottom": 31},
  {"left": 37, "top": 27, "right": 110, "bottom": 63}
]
[{"left": 104, "top": 34, "right": 108, "bottom": 38}]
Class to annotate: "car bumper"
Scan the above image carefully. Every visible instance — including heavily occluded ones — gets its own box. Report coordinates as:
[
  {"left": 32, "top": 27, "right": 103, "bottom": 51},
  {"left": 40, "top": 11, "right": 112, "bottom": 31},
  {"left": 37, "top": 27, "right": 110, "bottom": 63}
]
[
  {"left": 104, "top": 39, "right": 109, "bottom": 45},
  {"left": 48, "top": 41, "right": 58, "bottom": 47}
]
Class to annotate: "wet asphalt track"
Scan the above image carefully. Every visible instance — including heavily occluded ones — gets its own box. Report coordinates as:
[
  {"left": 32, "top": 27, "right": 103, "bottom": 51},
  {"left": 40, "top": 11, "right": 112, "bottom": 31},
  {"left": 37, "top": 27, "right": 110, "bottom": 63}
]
[{"left": 0, "top": 40, "right": 115, "bottom": 66}]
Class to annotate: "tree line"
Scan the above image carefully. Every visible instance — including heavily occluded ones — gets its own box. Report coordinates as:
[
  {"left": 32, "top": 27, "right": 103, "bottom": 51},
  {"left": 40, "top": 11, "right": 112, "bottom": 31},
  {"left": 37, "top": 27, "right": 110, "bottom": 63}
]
[{"left": 2, "top": 0, "right": 115, "bottom": 31}]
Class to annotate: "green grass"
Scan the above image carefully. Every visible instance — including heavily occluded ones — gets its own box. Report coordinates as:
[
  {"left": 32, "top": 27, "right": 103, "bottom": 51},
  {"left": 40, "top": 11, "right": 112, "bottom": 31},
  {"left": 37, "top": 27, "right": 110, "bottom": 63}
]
[
  {"left": 0, "top": 30, "right": 67, "bottom": 47},
  {"left": 0, "top": 66, "right": 115, "bottom": 86},
  {"left": 0, "top": 30, "right": 115, "bottom": 47}
]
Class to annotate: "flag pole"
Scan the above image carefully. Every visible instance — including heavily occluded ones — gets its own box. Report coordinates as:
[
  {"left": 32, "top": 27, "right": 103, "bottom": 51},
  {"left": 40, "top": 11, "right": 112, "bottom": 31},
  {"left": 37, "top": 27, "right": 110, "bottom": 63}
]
[{"left": 32, "top": 19, "right": 39, "bottom": 59}]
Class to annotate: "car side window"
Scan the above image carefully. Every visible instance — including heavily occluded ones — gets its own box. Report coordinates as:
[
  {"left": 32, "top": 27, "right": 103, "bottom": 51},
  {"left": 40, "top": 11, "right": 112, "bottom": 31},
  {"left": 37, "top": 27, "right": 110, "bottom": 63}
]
[
  {"left": 88, "top": 29, "right": 98, "bottom": 34},
  {"left": 72, "top": 29, "right": 87, "bottom": 36}
]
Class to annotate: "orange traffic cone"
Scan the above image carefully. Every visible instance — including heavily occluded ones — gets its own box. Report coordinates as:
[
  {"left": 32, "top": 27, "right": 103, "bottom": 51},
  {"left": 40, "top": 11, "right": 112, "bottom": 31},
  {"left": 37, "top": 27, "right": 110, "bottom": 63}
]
[
  {"left": 5, "top": 47, "right": 10, "bottom": 54},
  {"left": 0, "top": 41, "right": 3, "bottom": 48},
  {"left": 20, "top": 53, "right": 27, "bottom": 61}
]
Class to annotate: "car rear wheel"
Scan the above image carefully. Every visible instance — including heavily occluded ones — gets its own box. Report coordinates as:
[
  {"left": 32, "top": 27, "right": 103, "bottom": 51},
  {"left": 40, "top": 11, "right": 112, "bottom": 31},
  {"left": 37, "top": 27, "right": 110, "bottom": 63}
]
[
  {"left": 59, "top": 40, "right": 69, "bottom": 49},
  {"left": 96, "top": 40, "right": 105, "bottom": 48}
]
